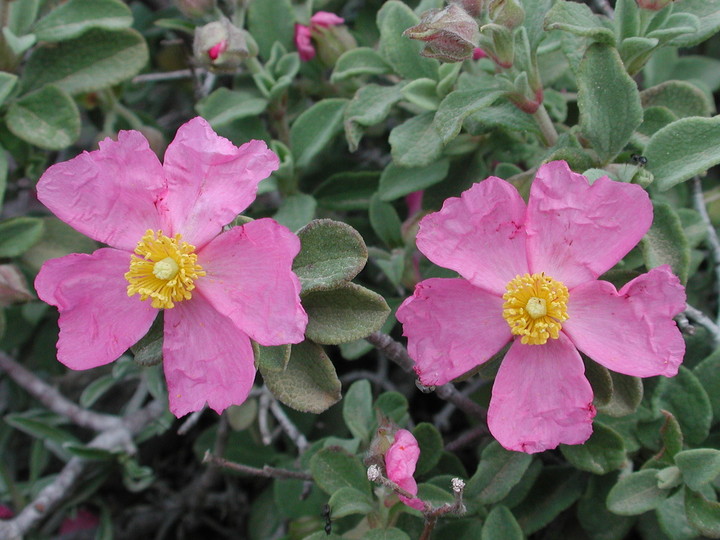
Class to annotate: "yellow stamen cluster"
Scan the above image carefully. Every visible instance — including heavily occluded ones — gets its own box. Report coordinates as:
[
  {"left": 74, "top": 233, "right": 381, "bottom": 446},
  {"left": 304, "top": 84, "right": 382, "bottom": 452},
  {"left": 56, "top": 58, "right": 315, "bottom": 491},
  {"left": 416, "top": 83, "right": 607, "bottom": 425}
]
[
  {"left": 502, "top": 272, "right": 569, "bottom": 345},
  {"left": 125, "top": 230, "right": 205, "bottom": 309}
]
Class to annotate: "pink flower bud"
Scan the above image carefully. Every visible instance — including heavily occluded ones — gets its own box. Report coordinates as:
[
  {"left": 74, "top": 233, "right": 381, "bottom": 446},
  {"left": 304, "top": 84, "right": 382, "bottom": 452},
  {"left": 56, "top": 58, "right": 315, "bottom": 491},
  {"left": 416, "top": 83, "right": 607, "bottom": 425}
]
[
  {"left": 207, "top": 39, "right": 227, "bottom": 60},
  {"left": 636, "top": 0, "right": 674, "bottom": 10},
  {"left": 295, "top": 11, "right": 354, "bottom": 64},
  {"left": 193, "top": 18, "right": 256, "bottom": 71},
  {"left": 403, "top": 4, "right": 479, "bottom": 63},
  {"left": 310, "top": 11, "right": 345, "bottom": 27},
  {"left": 447, "top": 0, "right": 484, "bottom": 17},
  {"left": 472, "top": 47, "right": 488, "bottom": 60},
  {"left": 0, "top": 264, "right": 34, "bottom": 307},
  {"left": 294, "top": 23, "right": 315, "bottom": 61}
]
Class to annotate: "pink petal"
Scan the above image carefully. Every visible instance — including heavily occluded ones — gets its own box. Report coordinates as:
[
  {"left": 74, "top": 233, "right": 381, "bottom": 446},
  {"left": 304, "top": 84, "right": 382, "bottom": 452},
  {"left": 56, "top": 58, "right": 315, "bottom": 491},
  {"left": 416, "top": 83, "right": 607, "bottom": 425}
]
[
  {"left": 196, "top": 218, "right": 307, "bottom": 345},
  {"left": 295, "top": 23, "right": 315, "bottom": 61},
  {"left": 385, "top": 429, "right": 424, "bottom": 510},
  {"left": 310, "top": 11, "right": 345, "bottom": 27},
  {"left": 562, "top": 265, "right": 685, "bottom": 378},
  {"left": 162, "top": 117, "right": 280, "bottom": 248},
  {"left": 487, "top": 334, "right": 596, "bottom": 453},
  {"left": 416, "top": 178, "right": 529, "bottom": 295},
  {"left": 397, "top": 278, "right": 511, "bottom": 386},
  {"left": 34, "top": 248, "right": 158, "bottom": 370},
  {"left": 36, "top": 131, "right": 167, "bottom": 252},
  {"left": 163, "top": 293, "right": 256, "bottom": 417},
  {"left": 525, "top": 161, "right": 653, "bottom": 289}
]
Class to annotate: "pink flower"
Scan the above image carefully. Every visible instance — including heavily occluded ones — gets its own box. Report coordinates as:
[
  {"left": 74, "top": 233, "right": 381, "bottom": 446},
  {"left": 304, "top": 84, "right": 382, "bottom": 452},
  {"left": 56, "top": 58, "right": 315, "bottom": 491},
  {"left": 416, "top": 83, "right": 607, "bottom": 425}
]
[
  {"left": 397, "top": 161, "right": 685, "bottom": 453},
  {"left": 294, "top": 11, "right": 345, "bottom": 61},
  {"left": 385, "top": 429, "right": 424, "bottom": 510},
  {"left": 34, "top": 117, "right": 308, "bottom": 417}
]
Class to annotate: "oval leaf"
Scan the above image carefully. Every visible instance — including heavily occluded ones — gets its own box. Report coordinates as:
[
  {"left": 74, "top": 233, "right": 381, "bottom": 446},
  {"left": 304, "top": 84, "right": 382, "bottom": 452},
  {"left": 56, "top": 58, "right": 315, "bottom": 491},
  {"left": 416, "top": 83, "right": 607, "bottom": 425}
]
[
  {"left": 560, "top": 422, "right": 626, "bottom": 475},
  {"left": 33, "top": 0, "right": 132, "bottom": 42},
  {"left": 606, "top": 469, "right": 670, "bottom": 515},
  {"left": 0, "top": 217, "right": 45, "bottom": 257},
  {"left": 310, "top": 446, "right": 371, "bottom": 497},
  {"left": 290, "top": 98, "right": 348, "bottom": 170},
  {"left": 641, "top": 201, "right": 690, "bottom": 283}
]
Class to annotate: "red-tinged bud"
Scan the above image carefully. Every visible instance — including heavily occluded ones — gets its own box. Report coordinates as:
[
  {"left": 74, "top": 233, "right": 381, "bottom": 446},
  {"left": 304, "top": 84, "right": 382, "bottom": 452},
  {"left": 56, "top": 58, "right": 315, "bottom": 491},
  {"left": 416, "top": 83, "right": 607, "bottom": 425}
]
[
  {"left": 295, "top": 11, "right": 354, "bottom": 65},
  {"left": 0, "top": 265, "right": 34, "bottom": 307},
  {"left": 488, "top": 0, "right": 525, "bottom": 29},
  {"left": 472, "top": 47, "right": 487, "bottom": 59},
  {"left": 365, "top": 416, "right": 399, "bottom": 470},
  {"left": 174, "top": 0, "right": 216, "bottom": 18},
  {"left": 193, "top": 17, "right": 257, "bottom": 71},
  {"left": 636, "top": 0, "right": 674, "bottom": 10},
  {"left": 403, "top": 4, "right": 479, "bottom": 63},
  {"left": 447, "top": 0, "right": 484, "bottom": 17}
]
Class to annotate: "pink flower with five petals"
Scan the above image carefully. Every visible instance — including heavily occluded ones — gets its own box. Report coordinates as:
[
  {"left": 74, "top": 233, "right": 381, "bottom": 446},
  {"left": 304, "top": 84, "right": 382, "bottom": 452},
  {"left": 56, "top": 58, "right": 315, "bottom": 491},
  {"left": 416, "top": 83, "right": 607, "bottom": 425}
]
[
  {"left": 397, "top": 160, "right": 685, "bottom": 453},
  {"left": 34, "top": 117, "right": 308, "bottom": 417},
  {"left": 385, "top": 429, "right": 424, "bottom": 510}
]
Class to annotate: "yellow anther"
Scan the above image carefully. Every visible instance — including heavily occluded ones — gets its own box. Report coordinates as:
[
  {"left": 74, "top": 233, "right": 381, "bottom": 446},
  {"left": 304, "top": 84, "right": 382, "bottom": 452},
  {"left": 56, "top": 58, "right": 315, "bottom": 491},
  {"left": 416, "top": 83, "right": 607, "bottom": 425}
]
[
  {"left": 502, "top": 272, "right": 569, "bottom": 345},
  {"left": 125, "top": 230, "right": 205, "bottom": 309}
]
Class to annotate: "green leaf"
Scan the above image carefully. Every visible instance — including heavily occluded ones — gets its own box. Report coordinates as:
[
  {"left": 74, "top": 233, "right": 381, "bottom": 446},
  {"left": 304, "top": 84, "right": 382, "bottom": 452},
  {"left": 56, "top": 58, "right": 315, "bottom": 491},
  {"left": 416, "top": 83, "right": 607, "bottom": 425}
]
[
  {"left": 481, "top": 506, "right": 523, "bottom": 540},
  {"left": 641, "top": 80, "right": 714, "bottom": 118},
  {"left": 543, "top": 1, "right": 615, "bottom": 44},
  {"left": 465, "top": 100, "right": 540, "bottom": 135},
  {"left": 364, "top": 529, "right": 411, "bottom": 540},
  {"left": 379, "top": 159, "right": 449, "bottom": 201},
  {"left": 413, "top": 423, "right": 443, "bottom": 476},
  {"left": 560, "top": 422, "right": 626, "bottom": 475},
  {"left": 290, "top": 98, "right": 348, "bottom": 170},
  {"left": 293, "top": 219, "right": 368, "bottom": 293},
  {"left": 669, "top": 0, "right": 720, "bottom": 47},
  {"left": 272, "top": 193, "right": 316, "bottom": 232},
  {"left": 377, "top": 1, "right": 437, "bottom": 80},
  {"left": 0, "top": 72, "right": 18, "bottom": 107},
  {"left": 79, "top": 375, "right": 117, "bottom": 408},
  {"left": 684, "top": 486, "right": 720, "bottom": 538},
  {"left": 601, "top": 371, "right": 645, "bottom": 418},
  {"left": 253, "top": 344, "right": 291, "bottom": 372},
  {"left": 328, "top": 486, "right": 374, "bottom": 518},
  {"left": 246, "top": 0, "right": 294, "bottom": 60},
  {"left": 645, "top": 116, "right": 720, "bottom": 191},
  {"left": 6, "top": 85, "right": 80, "bottom": 150},
  {"left": 675, "top": 449, "right": 720, "bottom": 492},
  {"left": 344, "top": 83, "right": 404, "bottom": 152},
  {"left": 389, "top": 112, "right": 443, "bottom": 168},
  {"left": 433, "top": 89, "right": 504, "bottom": 145},
  {"left": 375, "top": 391, "right": 409, "bottom": 426},
  {"left": 584, "top": 358, "right": 613, "bottom": 408},
  {"left": 331, "top": 47, "right": 392, "bottom": 82},
  {"left": 21, "top": 217, "right": 96, "bottom": 272},
  {"left": 303, "top": 282, "right": 390, "bottom": 345},
  {"left": 694, "top": 348, "right": 720, "bottom": 421},
  {"left": 0, "top": 217, "right": 44, "bottom": 257},
  {"left": 466, "top": 441, "right": 533, "bottom": 504},
  {"left": 196, "top": 88, "right": 268, "bottom": 127},
  {"left": 606, "top": 469, "right": 670, "bottom": 515},
  {"left": 22, "top": 28, "right": 148, "bottom": 95},
  {"left": 63, "top": 443, "right": 116, "bottom": 461},
  {"left": 310, "top": 446, "right": 371, "bottom": 497},
  {"left": 577, "top": 43, "right": 643, "bottom": 163},
  {"left": 577, "top": 473, "right": 635, "bottom": 540},
  {"left": 261, "top": 340, "right": 341, "bottom": 414},
  {"left": 342, "top": 380, "right": 374, "bottom": 442},
  {"left": 514, "top": 467, "right": 584, "bottom": 535},
  {"left": 656, "top": 366, "right": 712, "bottom": 446},
  {"left": 314, "top": 171, "right": 379, "bottom": 211},
  {"left": 33, "top": 0, "right": 132, "bottom": 42},
  {"left": 401, "top": 78, "right": 441, "bottom": 111},
  {"left": 641, "top": 201, "right": 690, "bottom": 283},
  {"left": 644, "top": 410, "right": 684, "bottom": 469},
  {"left": 369, "top": 193, "right": 404, "bottom": 249},
  {"left": 5, "top": 413, "right": 79, "bottom": 445}
]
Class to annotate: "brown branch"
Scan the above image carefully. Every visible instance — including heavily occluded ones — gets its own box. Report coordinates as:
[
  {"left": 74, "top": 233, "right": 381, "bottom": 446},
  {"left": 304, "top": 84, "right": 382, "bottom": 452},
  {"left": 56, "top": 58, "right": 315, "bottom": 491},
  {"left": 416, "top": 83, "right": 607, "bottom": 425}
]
[{"left": 203, "top": 451, "right": 312, "bottom": 481}]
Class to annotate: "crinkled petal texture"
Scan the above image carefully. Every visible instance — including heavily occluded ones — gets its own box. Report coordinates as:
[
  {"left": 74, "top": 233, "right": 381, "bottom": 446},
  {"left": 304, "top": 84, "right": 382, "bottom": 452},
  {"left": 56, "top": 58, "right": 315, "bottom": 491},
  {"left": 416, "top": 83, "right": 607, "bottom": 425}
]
[
  {"left": 385, "top": 429, "right": 424, "bottom": 511},
  {"left": 34, "top": 249, "right": 158, "bottom": 370},
  {"left": 525, "top": 161, "right": 653, "bottom": 289},
  {"left": 563, "top": 265, "right": 685, "bottom": 378},
  {"left": 163, "top": 292, "right": 255, "bottom": 417},
  {"left": 162, "top": 117, "right": 279, "bottom": 248},
  {"left": 197, "top": 218, "right": 307, "bottom": 345},
  {"left": 36, "top": 131, "right": 167, "bottom": 252},
  {"left": 416, "top": 177, "right": 529, "bottom": 295},
  {"left": 295, "top": 23, "right": 315, "bottom": 60},
  {"left": 488, "top": 334, "right": 596, "bottom": 453},
  {"left": 397, "top": 278, "right": 510, "bottom": 386}
]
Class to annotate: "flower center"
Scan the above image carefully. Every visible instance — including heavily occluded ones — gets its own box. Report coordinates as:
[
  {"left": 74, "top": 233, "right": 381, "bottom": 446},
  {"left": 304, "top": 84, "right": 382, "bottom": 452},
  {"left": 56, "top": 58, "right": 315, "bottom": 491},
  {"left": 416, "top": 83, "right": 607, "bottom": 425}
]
[
  {"left": 502, "top": 273, "right": 569, "bottom": 345},
  {"left": 125, "top": 230, "right": 205, "bottom": 310}
]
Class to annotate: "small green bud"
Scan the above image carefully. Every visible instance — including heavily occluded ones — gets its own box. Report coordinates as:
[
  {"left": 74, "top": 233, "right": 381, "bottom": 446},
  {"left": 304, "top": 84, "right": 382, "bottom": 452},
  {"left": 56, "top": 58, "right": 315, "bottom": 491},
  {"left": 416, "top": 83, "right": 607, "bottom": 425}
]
[
  {"left": 403, "top": 4, "right": 479, "bottom": 63},
  {"left": 488, "top": 0, "right": 525, "bottom": 29},
  {"left": 193, "top": 17, "right": 257, "bottom": 71}
]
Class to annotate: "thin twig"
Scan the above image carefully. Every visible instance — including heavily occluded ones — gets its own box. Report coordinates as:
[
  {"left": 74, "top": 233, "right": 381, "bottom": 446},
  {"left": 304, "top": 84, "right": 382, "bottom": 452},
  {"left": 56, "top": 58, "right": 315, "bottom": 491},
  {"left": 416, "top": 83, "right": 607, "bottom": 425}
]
[
  {"left": 258, "top": 390, "right": 273, "bottom": 445},
  {"left": 266, "top": 391, "right": 309, "bottom": 452},
  {"left": 0, "top": 351, "right": 122, "bottom": 432},
  {"left": 177, "top": 408, "right": 205, "bottom": 435},
  {"left": 0, "top": 401, "right": 164, "bottom": 539},
  {"left": 434, "top": 378, "right": 488, "bottom": 430},
  {"left": 365, "top": 332, "right": 488, "bottom": 425},
  {"left": 445, "top": 424, "right": 490, "bottom": 452},
  {"left": 341, "top": 370, "right": 398, "bottom": 393},
  {"left": 132, "top": 69, "right": 194, "bottom": 83},
  {"left": 203, "top": 451, "right": 313, "bottom": 481},
  {"left": 692, "top": 176, "right": 720, "bottom": 324},
  {"left": 684, "top": 304, "right": 720, "bottom": 347}
]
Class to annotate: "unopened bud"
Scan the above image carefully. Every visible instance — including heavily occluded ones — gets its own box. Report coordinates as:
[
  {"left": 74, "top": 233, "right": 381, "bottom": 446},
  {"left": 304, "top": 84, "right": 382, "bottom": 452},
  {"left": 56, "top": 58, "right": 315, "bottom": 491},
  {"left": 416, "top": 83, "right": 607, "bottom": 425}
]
[
  {"left": 403, "top": 4, "right": 479, "bottom": 63},
  {"left": 174, "top": 0, "right": 216, "bottom": 18},
  {"left": 313, "top": 22, "right": 357, "bottom": 66},
  {"left": 193, "top": 17, "right": 256, "bottom": 71},
  {"left": 0, "top": 265, "right": 33, "bottom": 307},
  {"left": 488, "top": 0, "right": 525, "bottom": 29},
  {"left": 447, "top": 0, "right": 484, "bottom": 17},
  {"left": 635, "top": 0, "right": 674, "bottom": 10}
]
